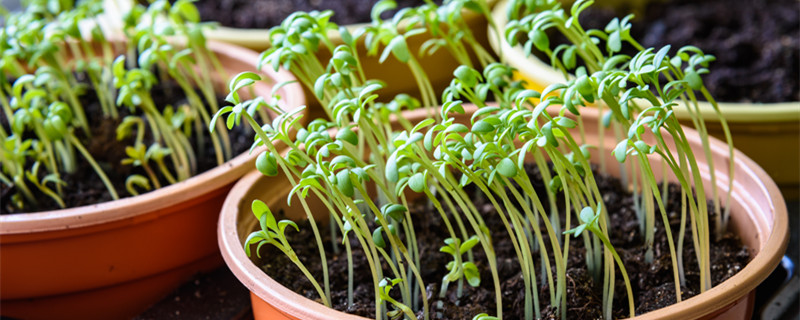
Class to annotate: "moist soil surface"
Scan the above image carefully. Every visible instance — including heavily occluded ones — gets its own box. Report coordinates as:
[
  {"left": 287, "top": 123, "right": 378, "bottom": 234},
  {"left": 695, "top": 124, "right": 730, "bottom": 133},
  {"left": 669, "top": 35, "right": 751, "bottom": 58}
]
[
  {"left": 0, "top": 76, "right": 253, "bottom": 214},
  {"left": 181, "top": 0, "right": 437, "bottom": 30},
  {"left": 542, "top": 0, "right": 799, "bottom": 103},
  {"left": 256, "top": 165, "right": 750, "bottom": 319},
  {"left": 134, "top": 266, "right": 253, "bottom": 320}
]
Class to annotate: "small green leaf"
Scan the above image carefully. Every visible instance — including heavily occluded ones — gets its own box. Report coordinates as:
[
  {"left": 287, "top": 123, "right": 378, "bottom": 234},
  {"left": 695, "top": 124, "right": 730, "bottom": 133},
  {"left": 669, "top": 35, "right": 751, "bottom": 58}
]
[
  {"left": 454, "top": 65, "right": 478, "bottom": 88},
  {"left": 613, "top": 139, "right": 628, "bottom": 163},
  {"left": 256, "top": 151, "right": 278, "bottom": 176},
  {"left": 229, "top": 72, "right": 261, "bottom": 92},
  {"left": 634, "top": 140, "right": 650, "bottom": 153},
  {"left": 250, "top": 199, "right": 269, "bottom": 220},
  {"left": 563, "top": 46, "right": 577, "bottom": 69},
  {"left": 386, "top": 153, "right": 400, "bottom": 183},
  {"left": 440, "top": 244, "right": 455, "bottom": 255},
  {"left": 685, "top": 71, "right": 702, "bottom": 90},
  {"left": 471, "top": 120, "right": 494, "bottom": 133},
  {"left": 243, "top": 231, "right": 266, "bottom": 257},
  {"left": 444, "top": 123, "right": 469, "bottom": 134},
  {"left": 531, "top": 29, "right": 549, "bottom": 52},
  {"left": 412, "top": 118, "right": 435, "bottom": 134},
  {"left": 576, "top": 75, "right": 594, "bottom": 98},
  {"left": 380, "top": 35, "right": 407, "bottom": 63},
  {"left": 579, "top": 206, "right": 594, "bottom": 224},
  {"left": 313, "top": 75, "right": 327, "bottom": 99},
  {"left": 372, "top": 227, "right": 386, "bottom": 248},
  {"left": 461, "top": 235, "right": 480, "bottom": 253},
  {"left": 556, "top": 117, "right": 577, "bottom": 128},
  {"left": 496, "top": 158, "right": 517, "bottom": 177},
  {"left": 383, "top": 204, "right": 407, "bottom": 222},
  {"left": 278, "top": 220, "right": 299, "bottom": 234},
  {"left": 463, "top": 262, "right": 481, "bottom": 287},
  {"left": 472, "top": 313, "right": 500, "bottom": 320},
  {"left": 542, "top": 122, "right": 558, "bottom": 147},
  {"left": 336, "top": 169, "right": 354, "bottom": 197},
  {"left": 409, "top": 172, "right": 425, "bottom": 193},
  {"left": 608, "top": 31, "right": 622, "bottom": 53},
  {"left": 371, "top": 0, "right": 397, "bottom": 21},
  {"left": 336, "top": 127, "right": 358, "bottom": 145}
]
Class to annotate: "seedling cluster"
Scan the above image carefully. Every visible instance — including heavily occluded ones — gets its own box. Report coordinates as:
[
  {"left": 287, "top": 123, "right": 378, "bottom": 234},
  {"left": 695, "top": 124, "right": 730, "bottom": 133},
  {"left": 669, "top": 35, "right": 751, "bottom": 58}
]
[
  {"left": 213, "top": 0, "right": 732, "bottom": 319},
  {"left": 1, "top": 0, "right": 244, "bottom": 211}
]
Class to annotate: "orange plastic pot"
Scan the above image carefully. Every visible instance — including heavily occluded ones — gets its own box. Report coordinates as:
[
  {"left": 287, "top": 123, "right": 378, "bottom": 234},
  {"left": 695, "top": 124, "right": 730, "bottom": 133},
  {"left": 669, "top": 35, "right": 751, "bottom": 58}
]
[
  {"left": 218, "top": 105, "right": 788, "bottom": 319},
  {"left": 489, "top": 0, "right": 800, "bottom": 199},
  {"left": 0, "top": 41, "right": 306, "bottom": 320}
]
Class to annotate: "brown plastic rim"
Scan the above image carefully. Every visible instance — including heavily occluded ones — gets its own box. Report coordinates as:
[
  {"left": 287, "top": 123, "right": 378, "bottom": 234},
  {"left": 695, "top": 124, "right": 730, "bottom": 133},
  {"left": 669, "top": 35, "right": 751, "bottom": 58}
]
[
  {"left": 0, "top": 40, "right": 306, "bottom": 319},
  {"left": 219, "top": 105, "right": 788, "bottom": 320},
  {"left": 488, "top": 0, "right": 800, "bottom": 197}
]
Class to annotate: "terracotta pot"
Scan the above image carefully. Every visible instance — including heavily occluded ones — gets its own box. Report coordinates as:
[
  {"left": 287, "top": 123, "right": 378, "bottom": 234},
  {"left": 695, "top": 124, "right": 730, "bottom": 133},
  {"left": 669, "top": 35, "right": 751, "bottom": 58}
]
[
  {"left": 488, "top": 0, "right": 800, "bottom": 199},
  {"left": 0, "top": 41, "right": 306, "bottom": 320},
  {"left": 102, "top": 0, "right": 496, "bottom": 119},
  {"left": 218, "top": 105, "right": 788, "bottom": 319}
]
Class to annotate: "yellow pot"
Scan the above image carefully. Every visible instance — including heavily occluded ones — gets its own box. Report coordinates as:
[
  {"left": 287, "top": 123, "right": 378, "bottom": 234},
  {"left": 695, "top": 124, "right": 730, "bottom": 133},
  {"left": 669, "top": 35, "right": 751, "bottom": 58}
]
[{"left": 489, "top": 0, "right": 800, "bottom": 199}]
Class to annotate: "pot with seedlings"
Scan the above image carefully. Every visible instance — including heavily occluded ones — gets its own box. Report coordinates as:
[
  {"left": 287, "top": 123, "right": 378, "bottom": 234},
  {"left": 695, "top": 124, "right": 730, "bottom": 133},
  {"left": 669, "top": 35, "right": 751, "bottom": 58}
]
[
  {"left": 490, "top": 0, "right": 800, "bottom": 197},
  {"left": 104, "top": 0, "right": 498, "bottom": 118},
  {"left": 0, "top": 0, "right": 304, "bottom": 319},
  {"left": 216, "top": 0, "right": 786, "bottom": 319}
]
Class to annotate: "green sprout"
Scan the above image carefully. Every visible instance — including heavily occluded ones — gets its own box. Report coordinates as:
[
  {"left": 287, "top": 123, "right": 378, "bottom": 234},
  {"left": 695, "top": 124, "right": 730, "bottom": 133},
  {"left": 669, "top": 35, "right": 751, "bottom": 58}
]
[
  {"left": 564, "top": 204, "right": 634, "bottom": 319},
  {"left": 436, "top": 235, "right": 481, "bottom": 317}
]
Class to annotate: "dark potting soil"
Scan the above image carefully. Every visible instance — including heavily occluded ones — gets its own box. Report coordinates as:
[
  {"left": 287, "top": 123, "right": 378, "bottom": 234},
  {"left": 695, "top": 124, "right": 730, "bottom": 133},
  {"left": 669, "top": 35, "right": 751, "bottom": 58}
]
[
  {"left": 134, "top": 266, "right": 253, "bottom": 320},
  {"left": 540, "top": 0, "right": 799, "bottom": 103},
  {"left": 0, "top": 76, "right": 254, "bottom": 214},
  {"left": 255, "top": 165, "right": 750, "bottom": 319},
  {"left": 181, "top": 0, "right": 438, "bottom": 30}
]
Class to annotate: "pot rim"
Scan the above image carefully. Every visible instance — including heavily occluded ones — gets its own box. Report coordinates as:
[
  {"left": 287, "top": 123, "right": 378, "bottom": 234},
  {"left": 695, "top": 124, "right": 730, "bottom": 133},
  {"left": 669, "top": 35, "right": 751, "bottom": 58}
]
[
  {"left": 0, "top": 40, "right": 306, "bottom": 234},
  {"left": 488, "top": 0, "right": 800, "bottom": 123},
  {"left": 219, "top": 105, "right": 788, "bottom": 320}
]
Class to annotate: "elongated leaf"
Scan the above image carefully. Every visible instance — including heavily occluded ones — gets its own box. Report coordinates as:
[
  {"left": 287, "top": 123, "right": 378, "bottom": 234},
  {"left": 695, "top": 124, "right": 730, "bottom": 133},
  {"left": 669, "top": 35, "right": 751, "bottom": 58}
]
[
  {"left": 372, "top": 227, "right": 386, "bottom": 248},
  {"left": 386, "top": 153, "right": 399, "bottom": 183},
  {"left": 613, "top": 139, "right": 628, "bottom": 163},
  {"left": 336, "top": 169, "right": 354, "bottom": 197}
]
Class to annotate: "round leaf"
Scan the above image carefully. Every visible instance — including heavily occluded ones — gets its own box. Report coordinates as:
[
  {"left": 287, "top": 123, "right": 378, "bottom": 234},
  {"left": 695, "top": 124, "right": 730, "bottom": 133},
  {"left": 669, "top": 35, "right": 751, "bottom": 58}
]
[
  {"left": 256, "top": 151, "right": 278, "bottom": 176},
  {"left": 496, "top": 158, "right": 518, "bottom": 177}
]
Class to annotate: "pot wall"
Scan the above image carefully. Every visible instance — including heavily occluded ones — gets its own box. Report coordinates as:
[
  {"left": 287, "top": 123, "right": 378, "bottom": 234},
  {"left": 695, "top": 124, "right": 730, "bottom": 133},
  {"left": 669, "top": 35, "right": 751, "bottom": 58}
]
[
  {"left": 0, "top": 41, "right": 306, "bottom": 320},
  {"left": 218, "top": 105, "right": 788, "bottom": 320}
]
